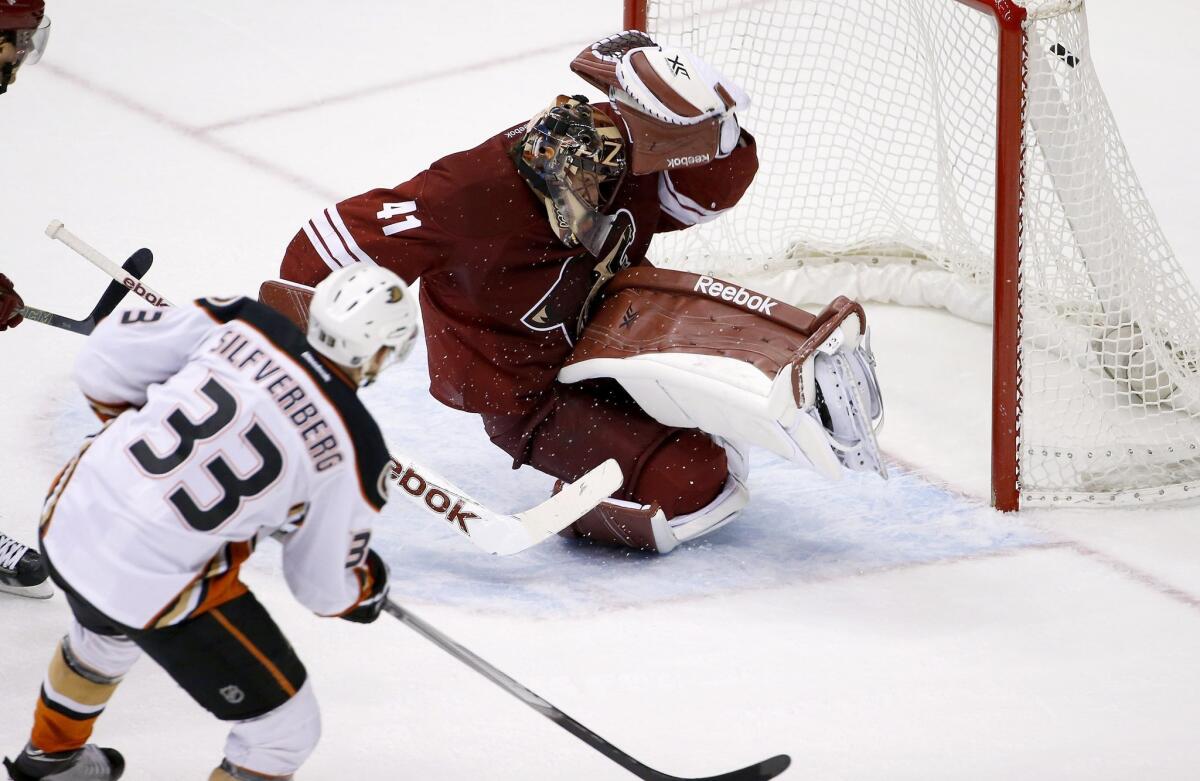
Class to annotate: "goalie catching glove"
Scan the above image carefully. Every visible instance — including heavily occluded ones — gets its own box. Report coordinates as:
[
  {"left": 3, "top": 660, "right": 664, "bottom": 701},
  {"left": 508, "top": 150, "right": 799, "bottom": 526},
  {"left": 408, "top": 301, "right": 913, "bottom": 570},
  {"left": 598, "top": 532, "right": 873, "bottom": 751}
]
[{"left": 558, "top": 267, "right": 886, "bottom": 481}]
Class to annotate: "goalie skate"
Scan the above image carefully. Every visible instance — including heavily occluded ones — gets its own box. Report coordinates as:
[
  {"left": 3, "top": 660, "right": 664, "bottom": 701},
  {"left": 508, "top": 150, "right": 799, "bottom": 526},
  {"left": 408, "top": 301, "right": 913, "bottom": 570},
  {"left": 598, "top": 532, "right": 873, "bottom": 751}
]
[
  {"left": 811, "top": 332, "right": 886, "bottom": 478},
  {"left": 0, "top": 533, "right": 52, "bottom": 599}
]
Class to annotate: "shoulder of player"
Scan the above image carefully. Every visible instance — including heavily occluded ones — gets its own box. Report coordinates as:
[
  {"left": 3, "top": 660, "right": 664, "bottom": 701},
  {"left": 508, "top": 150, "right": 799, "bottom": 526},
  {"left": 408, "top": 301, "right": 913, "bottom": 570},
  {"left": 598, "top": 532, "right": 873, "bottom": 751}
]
[
  {"left": 197, "top": 295, "right": 391, "bottom": 511},
  {"left": 317, "top": 408, "right": 391, "bottom": 514},
  {"left": 417, "top": 121, "right": 545, "bottom": 240}
]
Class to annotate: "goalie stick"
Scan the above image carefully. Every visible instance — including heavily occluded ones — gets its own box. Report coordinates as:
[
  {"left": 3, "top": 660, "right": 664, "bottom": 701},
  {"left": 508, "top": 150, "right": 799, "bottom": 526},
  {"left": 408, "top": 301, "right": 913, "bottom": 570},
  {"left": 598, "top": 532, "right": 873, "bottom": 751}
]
[
  {"left": 44, "top": 220, "right": 624, "bottom": 556},
  {"left": 18, "top": 249, "right": 154, "bottom": 335},
  {"left": 384, "top": 599, "right": 791, "bottom": 780}
]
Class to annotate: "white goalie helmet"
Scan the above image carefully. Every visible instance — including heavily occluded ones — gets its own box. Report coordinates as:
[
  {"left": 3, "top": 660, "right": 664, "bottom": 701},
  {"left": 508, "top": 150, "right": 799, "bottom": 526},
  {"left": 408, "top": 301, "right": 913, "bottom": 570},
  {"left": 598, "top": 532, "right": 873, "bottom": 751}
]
[{"left": 307, "top": 265, "right": 419, "bottom": 383}]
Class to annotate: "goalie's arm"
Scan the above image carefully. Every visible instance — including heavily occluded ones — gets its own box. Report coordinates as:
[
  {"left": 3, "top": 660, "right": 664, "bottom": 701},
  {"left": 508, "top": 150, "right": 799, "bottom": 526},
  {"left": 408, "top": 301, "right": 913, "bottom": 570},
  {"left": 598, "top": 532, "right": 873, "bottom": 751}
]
[
  {"left": 655, "top": 130, "right": 759, "bottom": 233},
  {"left": 280, "top": 175, "right": 454, "bottom": 288}
]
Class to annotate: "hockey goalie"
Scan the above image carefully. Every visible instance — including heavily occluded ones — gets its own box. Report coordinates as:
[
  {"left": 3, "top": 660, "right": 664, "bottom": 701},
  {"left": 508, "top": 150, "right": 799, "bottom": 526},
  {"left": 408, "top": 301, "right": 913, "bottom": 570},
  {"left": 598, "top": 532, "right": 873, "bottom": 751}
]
[{"left": 275, "top": 32, "right": 886, "bottom": 553}]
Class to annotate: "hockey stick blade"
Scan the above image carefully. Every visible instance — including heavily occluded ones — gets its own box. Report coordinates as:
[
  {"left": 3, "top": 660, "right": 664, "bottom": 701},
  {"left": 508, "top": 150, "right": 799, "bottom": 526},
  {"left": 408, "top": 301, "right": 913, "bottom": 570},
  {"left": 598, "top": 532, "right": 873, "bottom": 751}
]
[
  {"left": 388, "top": 456, "right": 623, "bottom": 555},
  {"left": 19, "top": 249, "right": 155, "bottom": 335},
  {"left": 384, "top": 600, "right": 791, "bottom": 780}
]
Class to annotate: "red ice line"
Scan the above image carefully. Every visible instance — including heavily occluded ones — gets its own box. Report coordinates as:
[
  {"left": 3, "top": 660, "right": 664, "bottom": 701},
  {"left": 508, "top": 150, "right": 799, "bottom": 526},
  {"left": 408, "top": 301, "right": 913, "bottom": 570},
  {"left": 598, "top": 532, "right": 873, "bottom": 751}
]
[
  {"left": 42, "top": 62, "right": 341, "bottom": 203},
  {"left": 39, "top": 36, "right": 589, "bottom": 203},
  {"left": 1061, "top": 539, "right": 1200, "bottom": 613},
  {"left": 196, "top": 39, "right": 593, "bottom": 134}
]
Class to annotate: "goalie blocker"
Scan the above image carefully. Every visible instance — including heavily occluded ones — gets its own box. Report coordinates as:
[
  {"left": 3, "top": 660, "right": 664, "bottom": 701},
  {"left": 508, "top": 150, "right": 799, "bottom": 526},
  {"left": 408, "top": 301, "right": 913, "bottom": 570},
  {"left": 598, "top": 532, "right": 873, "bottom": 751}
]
[{"left": 557, "top": 267, "right": 885, "bottom": 553}]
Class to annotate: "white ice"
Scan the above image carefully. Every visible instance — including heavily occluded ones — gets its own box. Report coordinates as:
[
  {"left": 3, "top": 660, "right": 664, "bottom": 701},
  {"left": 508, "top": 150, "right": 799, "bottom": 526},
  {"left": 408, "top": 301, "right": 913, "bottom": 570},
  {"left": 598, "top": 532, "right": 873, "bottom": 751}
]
[{"left": 3, "top": 1, "right": 1200, "bottom": 779}]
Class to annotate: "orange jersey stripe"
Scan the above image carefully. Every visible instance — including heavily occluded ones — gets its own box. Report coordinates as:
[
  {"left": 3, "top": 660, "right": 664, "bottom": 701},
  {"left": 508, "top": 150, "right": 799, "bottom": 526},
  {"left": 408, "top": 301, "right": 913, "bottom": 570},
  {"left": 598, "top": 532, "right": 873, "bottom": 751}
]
[{"left": 210, "top": 608, "right": 298, "bottom": 698}]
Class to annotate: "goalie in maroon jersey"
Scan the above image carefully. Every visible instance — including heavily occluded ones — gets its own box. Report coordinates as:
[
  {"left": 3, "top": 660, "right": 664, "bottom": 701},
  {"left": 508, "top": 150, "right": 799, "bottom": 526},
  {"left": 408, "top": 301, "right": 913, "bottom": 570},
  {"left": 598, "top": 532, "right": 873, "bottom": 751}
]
[{"left": 277, "top": 32, "right": 886, "bottom": 553}]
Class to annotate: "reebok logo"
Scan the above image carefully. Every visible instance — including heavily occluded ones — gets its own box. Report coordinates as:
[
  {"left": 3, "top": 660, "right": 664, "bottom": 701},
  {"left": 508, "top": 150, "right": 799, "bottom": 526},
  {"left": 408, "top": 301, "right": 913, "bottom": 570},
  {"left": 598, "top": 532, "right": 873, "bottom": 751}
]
[
  {"left": 122, "top": 279, "right": 170, "bottom": 307},
  {"left": 389, "top": 462, "right": 478, "bottom": 534},
  {"left": 666, "top": 154, "right": 710, "bottom": 168},
  {"left": 694, "top": 276, "right": 777, "bottom": 316}
]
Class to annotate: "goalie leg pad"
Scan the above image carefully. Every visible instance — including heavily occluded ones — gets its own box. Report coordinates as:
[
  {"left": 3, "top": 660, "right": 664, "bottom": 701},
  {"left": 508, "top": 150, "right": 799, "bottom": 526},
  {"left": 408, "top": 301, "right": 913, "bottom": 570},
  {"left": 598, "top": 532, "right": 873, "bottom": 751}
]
[{"left": 560, "top": 267, "right": 887, "bottom": 479}]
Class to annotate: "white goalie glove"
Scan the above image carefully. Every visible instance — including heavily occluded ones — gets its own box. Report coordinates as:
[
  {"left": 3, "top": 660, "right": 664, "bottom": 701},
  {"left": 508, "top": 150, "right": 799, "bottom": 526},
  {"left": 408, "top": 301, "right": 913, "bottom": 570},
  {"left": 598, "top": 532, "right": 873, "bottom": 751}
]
[{"left": 559, "top": 268, "right": 886, "bottom": 481}]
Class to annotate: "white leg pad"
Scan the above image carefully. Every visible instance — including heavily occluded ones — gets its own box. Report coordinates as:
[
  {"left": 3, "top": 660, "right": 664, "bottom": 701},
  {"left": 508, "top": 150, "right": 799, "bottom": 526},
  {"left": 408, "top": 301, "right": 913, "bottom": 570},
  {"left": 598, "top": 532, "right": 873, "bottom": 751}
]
[
  {"left": 224, "top": 680, "right": 321, "bottom": 778},
  {"left": 66, "top": 621, "right": 142, "bottom": 681}
]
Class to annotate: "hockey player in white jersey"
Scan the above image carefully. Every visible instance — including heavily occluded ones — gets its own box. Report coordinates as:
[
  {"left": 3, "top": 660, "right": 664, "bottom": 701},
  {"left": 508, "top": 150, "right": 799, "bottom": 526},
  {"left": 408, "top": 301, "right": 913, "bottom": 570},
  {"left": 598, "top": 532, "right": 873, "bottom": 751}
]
[{"left": 5, "top": 265, "right": 418, "bottom": 781}]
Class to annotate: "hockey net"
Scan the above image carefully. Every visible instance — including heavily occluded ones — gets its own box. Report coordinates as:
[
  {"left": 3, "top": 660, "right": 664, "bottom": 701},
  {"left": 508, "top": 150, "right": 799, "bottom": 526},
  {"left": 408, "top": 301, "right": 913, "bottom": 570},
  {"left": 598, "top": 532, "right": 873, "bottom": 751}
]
[{"left": 629, "top": 0, "right": 1200, "bottom": 509}]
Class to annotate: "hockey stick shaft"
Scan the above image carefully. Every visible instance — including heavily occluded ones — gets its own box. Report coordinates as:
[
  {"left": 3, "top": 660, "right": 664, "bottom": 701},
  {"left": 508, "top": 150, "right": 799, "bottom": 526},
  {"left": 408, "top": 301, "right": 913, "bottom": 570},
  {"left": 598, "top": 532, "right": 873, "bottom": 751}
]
[
  {"left": 46, "top": 221, "right": 173, "bottom": 308},
  {"left": 48, "top": 222, "right": 622, "bottom": 555},
  {"left": 383, "top": 599, "right": 790, "bottom": 781},
  {"left": 18, "top": 305, "right": 94, "bottom": 334}
]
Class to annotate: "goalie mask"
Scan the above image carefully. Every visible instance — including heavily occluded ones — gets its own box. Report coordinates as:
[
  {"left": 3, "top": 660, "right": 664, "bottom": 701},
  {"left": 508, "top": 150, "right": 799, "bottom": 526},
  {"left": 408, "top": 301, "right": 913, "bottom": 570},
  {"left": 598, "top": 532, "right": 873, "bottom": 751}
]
[
  {"left": 570, "top": 31, "right": 749, "bottom": 176},
  {"left": 513, "top": 95, "right": 627, "bottom": 249}
]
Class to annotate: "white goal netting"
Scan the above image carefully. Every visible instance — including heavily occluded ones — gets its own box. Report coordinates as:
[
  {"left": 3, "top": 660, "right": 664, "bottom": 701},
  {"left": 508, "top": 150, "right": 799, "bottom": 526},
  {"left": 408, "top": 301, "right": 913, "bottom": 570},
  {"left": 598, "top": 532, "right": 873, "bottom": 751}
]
[{"left": 640, "top": 0, "right": 1200, "bottom": 506}]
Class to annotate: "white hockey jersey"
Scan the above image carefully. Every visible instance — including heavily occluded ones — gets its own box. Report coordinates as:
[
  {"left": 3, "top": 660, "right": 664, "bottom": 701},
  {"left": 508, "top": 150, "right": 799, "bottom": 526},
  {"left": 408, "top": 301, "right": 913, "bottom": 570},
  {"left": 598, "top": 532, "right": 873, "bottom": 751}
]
[{"left": 41, "top": 298, "right": 392, "bottom": 630}]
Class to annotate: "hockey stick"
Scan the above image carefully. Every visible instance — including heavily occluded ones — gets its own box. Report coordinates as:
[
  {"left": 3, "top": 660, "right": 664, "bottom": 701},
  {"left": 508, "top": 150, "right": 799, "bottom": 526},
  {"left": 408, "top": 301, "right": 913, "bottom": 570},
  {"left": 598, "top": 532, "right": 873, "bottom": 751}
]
[
  {"left": 384, "top": 599, "right": 791, "bottom": 780},
  {"left": 45, "top": 220, "right": 624, "bottom": 555},
  {"left": 18, "top": 249, "right": 155, "bottom": 335},
  {"left": 389, "top": 455, "right": 622, "bottom": 556}
]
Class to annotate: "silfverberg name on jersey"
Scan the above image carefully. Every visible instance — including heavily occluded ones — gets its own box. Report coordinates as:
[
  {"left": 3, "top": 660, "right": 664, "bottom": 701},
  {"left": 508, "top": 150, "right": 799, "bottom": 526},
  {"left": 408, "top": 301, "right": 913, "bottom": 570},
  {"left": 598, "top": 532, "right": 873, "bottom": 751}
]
[{"left": 211, "top": 329, "right": 345, "bottom": 472}]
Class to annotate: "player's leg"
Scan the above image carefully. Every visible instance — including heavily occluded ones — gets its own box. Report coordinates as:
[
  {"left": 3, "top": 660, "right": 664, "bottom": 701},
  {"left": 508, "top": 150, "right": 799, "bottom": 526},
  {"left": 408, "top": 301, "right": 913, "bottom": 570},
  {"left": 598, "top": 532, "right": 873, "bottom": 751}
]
[
  {"left": 5, "top": 593, "right": 137, "bottom": 780},
  {"left": 0, "top": 532, "right": 52, "bottom": 599},
  {"left": 485, "top": 379, "right": 748, "bottom": 553},
  {"left": 132, "top": 591, "right": 319, "bottom": 780}
]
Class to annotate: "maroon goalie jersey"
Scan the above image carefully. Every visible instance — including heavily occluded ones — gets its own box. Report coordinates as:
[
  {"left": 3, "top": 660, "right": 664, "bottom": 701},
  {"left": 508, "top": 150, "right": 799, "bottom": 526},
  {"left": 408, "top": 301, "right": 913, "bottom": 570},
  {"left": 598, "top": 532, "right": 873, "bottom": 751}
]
[{"left": 281, "top": 107, "right": 758, "bottom": 417}]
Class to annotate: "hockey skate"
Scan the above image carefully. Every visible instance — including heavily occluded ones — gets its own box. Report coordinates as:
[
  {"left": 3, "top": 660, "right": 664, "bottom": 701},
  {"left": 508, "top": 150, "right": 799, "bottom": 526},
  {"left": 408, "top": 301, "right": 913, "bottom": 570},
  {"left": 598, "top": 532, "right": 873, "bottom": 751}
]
[
  {"left": 0, "top": 533, "right": 52, "bottom": 599},
  {"left": 4, "top": 745, "right": 124, "bottom": 781},
  {"left": 810, "top": 329, "right": 887, "bottom": 479}
]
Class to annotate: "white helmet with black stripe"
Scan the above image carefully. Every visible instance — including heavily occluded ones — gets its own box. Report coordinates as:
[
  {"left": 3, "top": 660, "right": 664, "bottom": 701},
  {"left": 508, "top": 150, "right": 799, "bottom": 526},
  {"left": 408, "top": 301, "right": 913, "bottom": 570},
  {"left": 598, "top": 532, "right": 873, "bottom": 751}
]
[{"left": 307, "top": 265, "right": 418, "bottom": 385}]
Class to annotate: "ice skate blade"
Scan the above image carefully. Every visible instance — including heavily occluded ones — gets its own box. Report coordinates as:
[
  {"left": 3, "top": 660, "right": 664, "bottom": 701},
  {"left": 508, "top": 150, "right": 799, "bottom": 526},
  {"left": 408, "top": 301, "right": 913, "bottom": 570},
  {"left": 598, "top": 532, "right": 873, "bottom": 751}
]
[{"left": 0, "top": 580, "right": 54, "bottom": 600}]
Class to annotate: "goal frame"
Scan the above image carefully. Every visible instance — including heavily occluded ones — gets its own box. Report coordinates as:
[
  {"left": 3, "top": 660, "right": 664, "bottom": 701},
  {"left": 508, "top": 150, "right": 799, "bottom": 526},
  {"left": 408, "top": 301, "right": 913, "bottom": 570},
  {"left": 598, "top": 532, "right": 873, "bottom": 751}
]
[{"left": 624, "top": 0, "right": 1030, "bottom": 510}]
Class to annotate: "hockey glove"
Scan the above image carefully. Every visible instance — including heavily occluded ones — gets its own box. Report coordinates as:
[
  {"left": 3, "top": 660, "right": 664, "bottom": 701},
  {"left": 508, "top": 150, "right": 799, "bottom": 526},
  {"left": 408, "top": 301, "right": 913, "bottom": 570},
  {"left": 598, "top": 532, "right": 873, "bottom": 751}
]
[
  {"left": 0, "top": 273, "right": 24, "bottom": 331},
  {"left": 341, "top": 548, "right": 389, "bottom": 624}
]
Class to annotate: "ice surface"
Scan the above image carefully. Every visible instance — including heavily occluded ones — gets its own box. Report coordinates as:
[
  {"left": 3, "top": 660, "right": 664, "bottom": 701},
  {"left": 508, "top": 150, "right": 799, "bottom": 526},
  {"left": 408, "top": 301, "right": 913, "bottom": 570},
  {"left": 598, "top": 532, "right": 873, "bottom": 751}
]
[{"left": 3, "top": 2, "right": 1200, "bottom": 779}]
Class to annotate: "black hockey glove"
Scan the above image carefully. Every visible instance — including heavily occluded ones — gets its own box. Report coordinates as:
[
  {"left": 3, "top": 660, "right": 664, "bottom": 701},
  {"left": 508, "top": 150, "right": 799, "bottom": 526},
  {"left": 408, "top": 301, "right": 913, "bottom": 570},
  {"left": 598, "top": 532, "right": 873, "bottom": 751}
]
[{"left": 341, "top": 549, "right": 389, "bottom": 624}]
